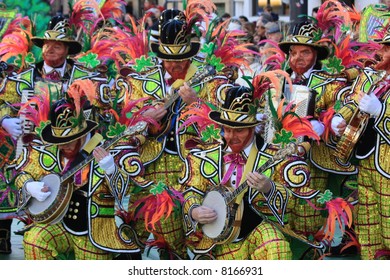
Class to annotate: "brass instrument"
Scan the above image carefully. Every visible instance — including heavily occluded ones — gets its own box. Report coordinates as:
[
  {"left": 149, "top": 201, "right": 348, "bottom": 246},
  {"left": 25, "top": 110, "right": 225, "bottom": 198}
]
[{"left": 333, "top": 69, "right": 386, "bottom": 163}]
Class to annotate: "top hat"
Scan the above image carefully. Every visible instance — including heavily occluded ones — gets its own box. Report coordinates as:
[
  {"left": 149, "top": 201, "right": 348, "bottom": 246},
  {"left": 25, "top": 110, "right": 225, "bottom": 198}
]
[
  {"left": 32, "top": 16, "right": 82, "bottom": 55},
  {"left": 41, "top": 98, "right": 97, "bottom": 145},
  {"left": 209, "top": 86, "right": 260, "bottom": 128},
  {"left": 150, "top": 14, "right": 200, "bottom": 61},
  {"left": 278, "top": 21, "right": 329, "bottom": 60}
]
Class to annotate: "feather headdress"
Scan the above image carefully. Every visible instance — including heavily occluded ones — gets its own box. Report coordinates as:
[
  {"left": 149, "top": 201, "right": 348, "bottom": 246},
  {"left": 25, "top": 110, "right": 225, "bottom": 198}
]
[
  {"left": 0, "top": 16, "right": 35, "bottom": 71},
  {"left": 200, "top": 18, "right": 254, "bottom": 72},
  {"left": 315, "top": 0, "right": 351, "bottom": 40},
  {"left": 131, "top": 182, "right": 184, "bottom": 232}
]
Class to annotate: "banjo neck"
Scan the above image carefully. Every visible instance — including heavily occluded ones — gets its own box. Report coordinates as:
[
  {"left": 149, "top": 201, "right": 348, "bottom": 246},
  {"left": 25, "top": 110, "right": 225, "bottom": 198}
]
[
  {"left": 225, "top": 142, "right": 297, "bottom": 205},
  {"left": 60, "top": 121, "right": 147, "bottom": 184},
  {"left": 163, "top": 65, "right": 216, "bottom": 110}
]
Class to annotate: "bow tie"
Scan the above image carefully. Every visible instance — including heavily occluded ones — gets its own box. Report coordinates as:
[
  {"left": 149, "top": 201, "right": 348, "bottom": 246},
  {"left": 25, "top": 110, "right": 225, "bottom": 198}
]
[
  {"left": 223, "top": 153, "right": 246, "bottom": 165},
  {"left": 292, "top": 74, "right": 306, "bottom": 85},
  {"left": 221, "top": 153, "right": 246, "bottom": 187},
  {"left": 44, "top": 70, "right": 61, "bottom": 81},
  {"left": 166, "top": 78, "right": 175, "bottom": 86}
]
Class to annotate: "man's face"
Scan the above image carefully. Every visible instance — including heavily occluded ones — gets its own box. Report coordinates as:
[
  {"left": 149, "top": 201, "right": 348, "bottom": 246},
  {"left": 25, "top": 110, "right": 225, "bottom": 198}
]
[
  {"left": 163, "top": 59, "right": 191, "bottom": 80},
  {"left": 223, "top": 127, "right": 254, "bottom": 154},
  {"left": 289, "top": 45, "right": 317, "bottom": 74},
  {"left": 375, "top": 44, "right": 390, "bottom": 71},
  {"left": 58, "top": 138, "right": 83, "bottom": 159},
  {"left": 255, "top": 19, "right": 266, "bottom": 37},
  {"left": 42, "top": 41, "right": 69, "bottom": 68}
]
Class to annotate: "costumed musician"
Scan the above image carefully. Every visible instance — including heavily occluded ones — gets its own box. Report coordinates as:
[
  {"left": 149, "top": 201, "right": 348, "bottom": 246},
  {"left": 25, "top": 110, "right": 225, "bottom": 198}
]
[
  {"left": 13, "top": 93, "right": 146, "bottom": 260},
  {"left": 119, "top": 6, "right": 232, "bottom": 259}
]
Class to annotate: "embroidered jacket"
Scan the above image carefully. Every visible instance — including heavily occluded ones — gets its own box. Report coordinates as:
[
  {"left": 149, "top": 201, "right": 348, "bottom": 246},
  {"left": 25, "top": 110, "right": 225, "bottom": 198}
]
[
  {"left": 117, "top": 61, "right": 233, "bottom": 165},
  {"left": 181, "top": 136, "right": 317, "bottom": 253},
  {"left": 14, "top": 135, "right": 144, "bottom": 253}
]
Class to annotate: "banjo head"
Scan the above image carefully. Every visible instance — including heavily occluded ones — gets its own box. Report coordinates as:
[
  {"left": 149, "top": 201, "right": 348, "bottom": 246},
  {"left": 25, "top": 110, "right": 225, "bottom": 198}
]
[
  {"left": 202, "top": 190, "right": 228, "bottom": 239},
  {"left": 27, "top": 173, "right": 61, "bottom": 215}
]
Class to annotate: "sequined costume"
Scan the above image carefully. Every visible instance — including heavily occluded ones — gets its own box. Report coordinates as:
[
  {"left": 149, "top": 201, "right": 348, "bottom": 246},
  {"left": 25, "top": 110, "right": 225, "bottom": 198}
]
[
  {"left": 181, "top": 137, "right": 322, "bottom": 259},
  {"left": 14, "top": 134, "right": 142, "bottom": 259},
  {"left": 119, "top": 61, "right": 230, "bottom": 259},
  {"left": 292, "top": 69, "right": 359, "bottom": 237},
  {"left": 335, "top": 67, "right": 390, "bottom": 259}
]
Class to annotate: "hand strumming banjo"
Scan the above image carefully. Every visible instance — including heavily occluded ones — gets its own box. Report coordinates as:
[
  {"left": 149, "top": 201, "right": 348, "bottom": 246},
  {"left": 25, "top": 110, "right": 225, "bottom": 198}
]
[
  {"left": 156, "top": 65, "right": 216, "bottom": 137},
  {"left": 19, "top": 121, "right": 147, "bottom": 225},
  {"left": 201, "top": 142, "right": 297, "bottom": 245}
]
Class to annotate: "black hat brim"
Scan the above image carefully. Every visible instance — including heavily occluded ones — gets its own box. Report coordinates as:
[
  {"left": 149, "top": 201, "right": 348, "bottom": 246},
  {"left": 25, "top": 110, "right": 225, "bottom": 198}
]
[
  {"left": 209, "top": 111, "right": 260, "bottom": 128},
  {"left": 150, "top": 41, "right": 200, "bottom": 60},
  {"left": 41, "top": 120, "right": 98, "bottom": 145},
  {"left": 32, "top": 37, "right": 82, "bottom": 55}
]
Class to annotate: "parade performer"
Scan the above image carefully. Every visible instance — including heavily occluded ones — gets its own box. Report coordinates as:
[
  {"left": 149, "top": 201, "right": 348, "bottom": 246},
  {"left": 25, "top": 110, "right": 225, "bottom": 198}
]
[
  {"left": 180, "top": 85, "right": 341, "bottom": 259},
  {"left": 13, "top": 80, "right": 147, "bottom": 259},
  {"left": 331, "top": 28, "right": 390, "bottom": 259},
  {"left": 277, "top": 20, "right": 359, "bottom": 243},
  {"left": 117, "top": 3, "right": 234, "bottom": 259}
]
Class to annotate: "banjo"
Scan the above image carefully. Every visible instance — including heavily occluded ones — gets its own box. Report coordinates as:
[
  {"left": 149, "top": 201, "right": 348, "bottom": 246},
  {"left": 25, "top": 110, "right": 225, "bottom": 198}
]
[
  {"left": 201, "top": 142, "right": 297, "bottom": 245},
  {"left": 156, "top": 65, "right": 216, "bottom": 138},
  {"left": 20, "top": 121, "right": 147, "bottom": 225}
]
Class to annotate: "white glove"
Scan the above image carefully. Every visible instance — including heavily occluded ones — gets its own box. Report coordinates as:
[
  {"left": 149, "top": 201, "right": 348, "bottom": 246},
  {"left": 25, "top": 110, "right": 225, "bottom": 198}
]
[
  {"left": 310, "top": 120, "right": 325, "bottom": 137},
  {"left": 331, "top": 115, "right": 345, "bottom": 137},
  {"left": 26, "top": 181, "right": 51, "bottom": 202},
  {"left": 255, "top": 113, "right": 267, "bottom": 134},
  {"left": 98, "top": 154, "right": 116, "bottom": 175},
  {"left": 359, "top": 94, "right": 382, "bottom": 117},
  {"left": 2, "top": 117, "right": 22, "bottom": 140}
]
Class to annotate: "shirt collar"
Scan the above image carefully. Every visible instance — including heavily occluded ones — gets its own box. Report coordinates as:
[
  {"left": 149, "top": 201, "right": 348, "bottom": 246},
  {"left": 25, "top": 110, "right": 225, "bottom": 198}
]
[{"left": 43, "top": 61, "right": 67, "bottom": 77}]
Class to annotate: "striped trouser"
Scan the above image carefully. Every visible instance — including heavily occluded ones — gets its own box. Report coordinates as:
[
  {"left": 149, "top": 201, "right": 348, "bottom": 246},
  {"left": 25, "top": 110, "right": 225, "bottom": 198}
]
[
  {"left": 213, "top": 221, "right": 292, "bottom": 260},
  {"left": 23, "top": 223, "right": 113, "bottom": 260},
  {"left": 355, "top": 154, "right": 390, "bottom": 260},
  {"left": 130, "top": 152, "right": 188, "bottom": 259}
]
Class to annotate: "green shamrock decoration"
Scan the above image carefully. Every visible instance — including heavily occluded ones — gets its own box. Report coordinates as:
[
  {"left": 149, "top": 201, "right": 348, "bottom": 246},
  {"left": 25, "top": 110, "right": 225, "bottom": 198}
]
[
  {"left": 200, "top": 42, "right": 216, "bottom": 56},
  {"left": 248, "top": 104, "right": 257, "bottom": 116},
  {"left": 317, "top": 189, "right": 333, "bottom": 204},
  {"left": 78, "top": 52, "right": 101, "bottom": 69},
  {"left": 208, "top": 55, "right": 225, "bottom": 72},
  {"left": 323, "top": 56, "right": 344, "bottom": 74},
  {"left": 273, "top": 129, "right": 296, "bottom": 147},
  {"left": 106, "top": 122, "right": 126, "bottom": 138},
  {"left": 133, "top": 55, "right": 155, "bottom": 72},
  {"left": 13, "top": 54, "right": 24, "bottom": 69},
  {"left": 150, "top": 181, "right": 166, "bottom": 195},
  {"left": 201, "top": 124, "right": 221, "bottom": 142},
  {"left": 25, "top": 52, "right": 36, "bottom": 65},
  {"left": 312, "top": 29, "right": 323, "bottom": 42},
  {"left": 34, "top": 120, "right": 50, "bottom": 137}
]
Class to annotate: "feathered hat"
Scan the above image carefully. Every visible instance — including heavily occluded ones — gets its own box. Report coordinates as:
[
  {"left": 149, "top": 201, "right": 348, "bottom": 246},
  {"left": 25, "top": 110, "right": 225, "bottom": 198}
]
[
  {"left": 209, "top": 86, "right": 260, "bottom": 128},
  {"left": 41, "top": 98, "right": 97, "bottom": 145},
  {"left": 40, "top": 79, "right": 98, "bottom": 144},
  {"left": 150, "top": 14, "right": 200, "bottom": 61},
  {"left": 279, "top": 21, "right": 329, "bottom": 60},
  {"left": 32, "top": 16, "right": 82, "bottom": 55}
]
